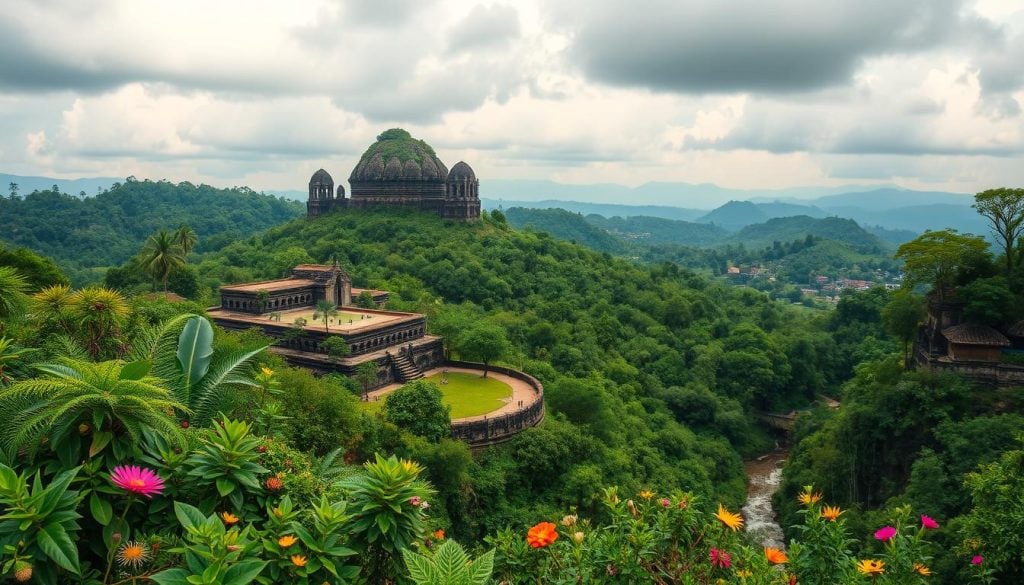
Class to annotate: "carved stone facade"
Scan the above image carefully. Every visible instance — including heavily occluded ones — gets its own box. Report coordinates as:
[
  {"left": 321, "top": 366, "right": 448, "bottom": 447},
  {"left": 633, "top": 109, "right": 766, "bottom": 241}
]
[
  {"left": 306, "top": 129, "right": 480, "bottom": 221},
  {"left": 219, "top": 263, "right": 351, "bottom": 314}
]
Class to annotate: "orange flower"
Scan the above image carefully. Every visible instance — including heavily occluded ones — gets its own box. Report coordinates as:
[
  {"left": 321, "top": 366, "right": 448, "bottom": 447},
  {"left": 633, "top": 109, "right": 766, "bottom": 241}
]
[
  {"left": 220, "top": 511, "right": 240, "bottom": 525},
  {"left": 765, "top": 547, "right": 788, "bottom": 565},
  {"left": 433, "top": 529, "right": 445, "bottom": 540},
  {"left": 821, "top": 506, "right": 843, "bottom": 521},
  {"left": 715, "top": 504, "right": 744, "bottom": 532},
  {"left": 857, "top": 559, "right": 884, "bottom": 575},
  {"left": 290, "top": 554, "right": 307, "bottom": 567},
  {"left": 526, "top": 522, "right": 559, "bottom": 548},
  {"left": 797, "top": 487, "right": 822, "bottom": 506},
  {"left": 639, "top": 490, "right": 654, "bottom": 501},
  {"left": 914, "top": 563, "right": 932, "bottom": 576},
  {"left": 278, "top": 535, "right": 298, "bottom": 548},
  {"left": 266, "top": 476, "right": 284, "bottom": 491}
]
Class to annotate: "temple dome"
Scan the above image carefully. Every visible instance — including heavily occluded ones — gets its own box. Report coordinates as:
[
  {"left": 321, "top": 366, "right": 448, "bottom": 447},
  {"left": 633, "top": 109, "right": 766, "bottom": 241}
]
[
  {"left": 309, "top": 168, "right": 333, "bottom": 186},
  {"left": 349, "top": 128, "right": 447, "bottom": 182},
  {"left": 448, "top": 161, "right": 476, "bottom": 182}
]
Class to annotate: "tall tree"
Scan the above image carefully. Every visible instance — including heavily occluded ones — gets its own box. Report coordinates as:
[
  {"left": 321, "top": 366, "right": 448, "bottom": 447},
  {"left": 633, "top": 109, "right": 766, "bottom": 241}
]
[
  {"left": 356, "top": 361, "right": 379, "bottom": 399},
  {"left": 174, "top": 224, "right": 198, "bottom": 256},
  {"left": 7, "top": 182, "right": 17, "bottom": 199},
  {"left": 456, "top": 323, "right": 510, "bottom": 378},
  {"left": 895, "top": 230, "right": 991, "bottom": 298},
  {"left": 973, "top": 188, "right": 1024, "bottom": 275},
  {"left": 313, "top": 300, "right": 338, "bottom": 333},
  {"left": 142, "top": 230, "right": 186, "bottom": 296},
  {"left": 881, "top": 291, "right": 926, "bottom": 368}
]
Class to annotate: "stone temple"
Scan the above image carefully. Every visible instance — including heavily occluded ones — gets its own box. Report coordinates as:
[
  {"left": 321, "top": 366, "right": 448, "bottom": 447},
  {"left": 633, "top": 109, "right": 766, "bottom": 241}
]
[{"left": 307, "top": 128, "right": 481, "bottom": 221}]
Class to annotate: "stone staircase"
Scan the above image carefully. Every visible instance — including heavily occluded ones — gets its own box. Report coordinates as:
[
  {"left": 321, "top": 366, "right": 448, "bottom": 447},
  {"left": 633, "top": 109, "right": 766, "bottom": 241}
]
[{"left": 391, "top": 351, "right": 424, "bottom": 382}]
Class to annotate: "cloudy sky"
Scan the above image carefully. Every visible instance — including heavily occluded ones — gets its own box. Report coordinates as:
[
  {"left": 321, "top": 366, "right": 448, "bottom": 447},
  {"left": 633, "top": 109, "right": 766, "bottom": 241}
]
[{"left": 1, "top": 0, "right": 1022, "bottom": 195}]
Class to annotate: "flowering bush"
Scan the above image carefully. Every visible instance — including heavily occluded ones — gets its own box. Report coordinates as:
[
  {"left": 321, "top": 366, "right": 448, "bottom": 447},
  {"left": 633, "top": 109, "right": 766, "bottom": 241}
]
[{"left": 487, "top": 485, "right": 974, "bottom": 585}]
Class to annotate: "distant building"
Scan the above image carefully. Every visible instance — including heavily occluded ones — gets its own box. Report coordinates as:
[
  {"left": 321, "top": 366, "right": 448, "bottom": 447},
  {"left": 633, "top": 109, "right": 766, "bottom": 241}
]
[{"left": 307, "top": 129, "right": 481, "bottom": 221}]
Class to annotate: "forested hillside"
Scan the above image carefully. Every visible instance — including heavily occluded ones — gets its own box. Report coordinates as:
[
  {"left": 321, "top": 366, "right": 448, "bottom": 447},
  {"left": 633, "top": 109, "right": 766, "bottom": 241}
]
[{"left": 0, "top": 179, "right": 303, "bottom": 283}]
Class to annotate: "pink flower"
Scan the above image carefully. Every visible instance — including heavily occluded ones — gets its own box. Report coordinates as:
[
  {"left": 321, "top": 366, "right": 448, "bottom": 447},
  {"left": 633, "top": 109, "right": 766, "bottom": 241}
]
[
  {"left": 709, "top": 547, "right": 732, "bottom": 568},
  {"left": 920, "top": 515, "right": 939, "bottom": 530},
  {"left": 874, "top": 526, "right": 897, "bottom": 541},
  {"left": 660, "top": 498, "right": 671, "bottom": 508},
  {"left": 409, "top": 496, "right": 421, "bottom": 506},
  {"left": 110, "top": 465, "right": 165, "bottom": 498},
  {"left": 971, "top": 555, "right": 984, "bottom": 566}
]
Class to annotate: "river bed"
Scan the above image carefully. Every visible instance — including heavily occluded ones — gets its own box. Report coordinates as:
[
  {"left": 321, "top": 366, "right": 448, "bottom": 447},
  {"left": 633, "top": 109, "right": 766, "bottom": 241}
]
[{"left": 742, "top": 450, "right": 788, "bottom": 549}]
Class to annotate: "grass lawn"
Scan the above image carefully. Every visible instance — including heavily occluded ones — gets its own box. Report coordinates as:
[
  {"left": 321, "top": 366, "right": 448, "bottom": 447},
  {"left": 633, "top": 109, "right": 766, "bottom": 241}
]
[{"left": 361, "top": 372, "right": 512, "bottom": 419}]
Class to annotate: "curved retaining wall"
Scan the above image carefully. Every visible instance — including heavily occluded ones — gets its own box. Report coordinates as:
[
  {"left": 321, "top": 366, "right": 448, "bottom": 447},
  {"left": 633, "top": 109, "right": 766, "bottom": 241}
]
[{"left": 444, "top": 361, "right": 545, "bottom": 447}]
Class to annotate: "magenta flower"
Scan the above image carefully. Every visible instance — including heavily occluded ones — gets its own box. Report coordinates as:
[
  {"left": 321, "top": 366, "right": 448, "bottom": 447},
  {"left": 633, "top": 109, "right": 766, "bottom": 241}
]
[
  {"left": 874, "top": 526, "right": 897, "bottom": 541},
  {"left": 920, "top": 515, "right": 939, "bottom": 530},
  {"left": 660, "top": 498, "right": 671, "bottom": 508},
  {"left": 110, "top": 465, "right": 165, "bottom": 498},
  {"left": 972, "top": 555, "right": 984, "bottom": 566},
  {"left": 709, "top": 547, "right": 732, "bottom": 568},
  {"left": 409, "top": 496, "right": 421, "bottom": 506}
]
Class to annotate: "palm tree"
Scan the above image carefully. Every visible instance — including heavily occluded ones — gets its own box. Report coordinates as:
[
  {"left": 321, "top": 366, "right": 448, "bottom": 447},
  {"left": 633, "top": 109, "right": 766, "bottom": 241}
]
[
  {"left": 313, "top": 300, "right": 338, "bottom": 333},
  {"left": 174, "top": 225, "right": 198, "bottom": 256},
  {"left": 0, "top": 267, "right": 29, "bottom": 331},
  {"left": 65, "top": 287, "right": 129, "bottom": 360},
  {"left": 142, "top": 230, "right": 186, "bottom": 296},
  {"left": 0, "top": 358, "right": 187, "bottom": 462}
]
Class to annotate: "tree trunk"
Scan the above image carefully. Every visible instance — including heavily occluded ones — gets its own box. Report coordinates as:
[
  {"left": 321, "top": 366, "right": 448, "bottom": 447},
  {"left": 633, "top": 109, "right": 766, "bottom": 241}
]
[{"left": 483, "top": 362, "right": 489, "bottom": 378}]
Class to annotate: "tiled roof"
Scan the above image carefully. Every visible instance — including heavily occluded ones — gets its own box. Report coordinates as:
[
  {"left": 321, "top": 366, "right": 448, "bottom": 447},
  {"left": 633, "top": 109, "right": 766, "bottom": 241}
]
[{"left": 942, "top": 324, "right": 1010, "bottom": 347}]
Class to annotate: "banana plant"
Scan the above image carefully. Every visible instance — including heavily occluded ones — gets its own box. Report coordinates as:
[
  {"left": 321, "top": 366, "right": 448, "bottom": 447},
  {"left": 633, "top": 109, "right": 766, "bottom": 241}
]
[{"left": 132, "top": 314, "right": 267, "bottom": 426}]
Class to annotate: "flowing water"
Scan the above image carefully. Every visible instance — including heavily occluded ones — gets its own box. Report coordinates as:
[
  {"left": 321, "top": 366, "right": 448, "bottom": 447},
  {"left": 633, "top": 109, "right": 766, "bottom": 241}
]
[{"left": 742, "top": 450, "right": 788, "bottom": 549}]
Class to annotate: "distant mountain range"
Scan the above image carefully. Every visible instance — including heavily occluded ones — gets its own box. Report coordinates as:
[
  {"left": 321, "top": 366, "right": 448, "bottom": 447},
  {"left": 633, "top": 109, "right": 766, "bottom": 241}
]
[{"left": 3, "top": 171, "right": 985, "bottom": 238}]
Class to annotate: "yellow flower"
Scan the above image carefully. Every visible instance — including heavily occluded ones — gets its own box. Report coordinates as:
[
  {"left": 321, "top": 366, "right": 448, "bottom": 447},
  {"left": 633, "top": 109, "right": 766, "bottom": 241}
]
[
  {"left": 116, "top": 541, "right": 150, "bottom": 570},
  {"left": 639, "top": 490, "right": 654, "bottom": 501},
  {"left": 715, "top": 504, "right": 744, "bottom": 532},
  {"left": 857, "top": 559, "right": 885, "bottom": 575},
  {"left": 797, "top": 487, "right": 823, "bottom": 506},
  {"left": 290, "top": 554, "right": 307, "bottom": 567},
  {"left": 914, "top": 563, "right": 932, "bottom": 576},
  {"left": 278, "top": 535, "right": 298, "bottom": 548},
  {"left": 572, "top": 531, "right": 585, "bottom": 544},
  {"left": 272, "top": 506, "right": 284, "bottom": 518},
  {"left": 220, "top": 511, "right": 240, "bottom": 525},
  {"left": 821, "top": 505, "right": 844, "bottom": 521},
  {"left": 736, "top": 569, "right": 752, "bottom": 578},
  {"left": 260, "top": 366, "right": 274, "bottom": 377}
]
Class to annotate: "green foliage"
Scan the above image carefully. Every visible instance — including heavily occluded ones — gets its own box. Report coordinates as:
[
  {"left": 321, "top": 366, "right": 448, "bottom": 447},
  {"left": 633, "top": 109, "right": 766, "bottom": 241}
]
[
  {"left": 384, "top": 380, "right": 451, "bottom": 442},
  {"left": 313, "top": 300, "right": 338, "bottom": 333},
  {"left": 354, "top": 289, "right": 376, "bottom": 309},
  {"left": 0, "top": 180, "right": 302, "bottom": 284},
  {"left": 881, "top": 290, "right": 926, "bottom": 366},
  {"left": 185, "top": 417, "right": 268, "bottom": 512},
  {"left": 359, "top": 128, "right": 438, "bottom": 164},
  {"left": 275, "top": 368, "right": 362, "bottom": 456},
  {"left": 0, "top": 266, "right": 29, "bottom": 334},
  {"left": 143, "top": 230, "right": 187, "bottom": 295},
  {"left": 0, "top": 245, "right": 67, "bottom": 290},
  {"left": 320, "top": 335, "right": 349, "bottom": 360},
  {"left": 973, "top": 187, "right": 1024, "bottom": 273},
  {"left": 403, "top": 539, "right": 494, "bottom": 585},
  {"left": 150, "top": 501, "right": 268, "bottom": 585},
  {"left": 143, "top": 314, "right": 266, "bottom": 427},
  {"left": 0, "top": 464, "right": 83, "bottom": 580},
  {"left": 896, "top": 229, "right": 992, "bottom": 293},
  {"left": 959, "top": 276, "right": 1018, "bottom": 326},
  {"left": 340, "top": 454, "right": 435, "bottom": 583},
  {"left": 961, "top": 440, "right": 1024, "bottom": 582},
  {"left": 0, "top": 358, "right": 185, "bottom": 464},
  {"left": 455, "top": 322, "right": 510, "bottom": 377}
]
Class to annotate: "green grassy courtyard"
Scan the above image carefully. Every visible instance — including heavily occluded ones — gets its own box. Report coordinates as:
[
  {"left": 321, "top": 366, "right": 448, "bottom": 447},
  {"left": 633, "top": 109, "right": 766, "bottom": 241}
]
[{"left": 361, "top": 372, "right": 512, "bottom": 419}]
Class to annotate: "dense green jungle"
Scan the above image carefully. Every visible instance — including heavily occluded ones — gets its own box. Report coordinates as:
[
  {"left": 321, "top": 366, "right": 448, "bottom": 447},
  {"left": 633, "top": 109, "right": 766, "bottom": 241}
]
[{"left": 0, "top": 182, "right": 1022, "bottom": 583}]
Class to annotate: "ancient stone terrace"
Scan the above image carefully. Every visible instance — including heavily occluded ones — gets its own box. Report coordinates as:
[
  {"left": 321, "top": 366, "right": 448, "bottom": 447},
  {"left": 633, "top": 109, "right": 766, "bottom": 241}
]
[{"left": 210, "top": 262, "right": 545, "bottom": 446}]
